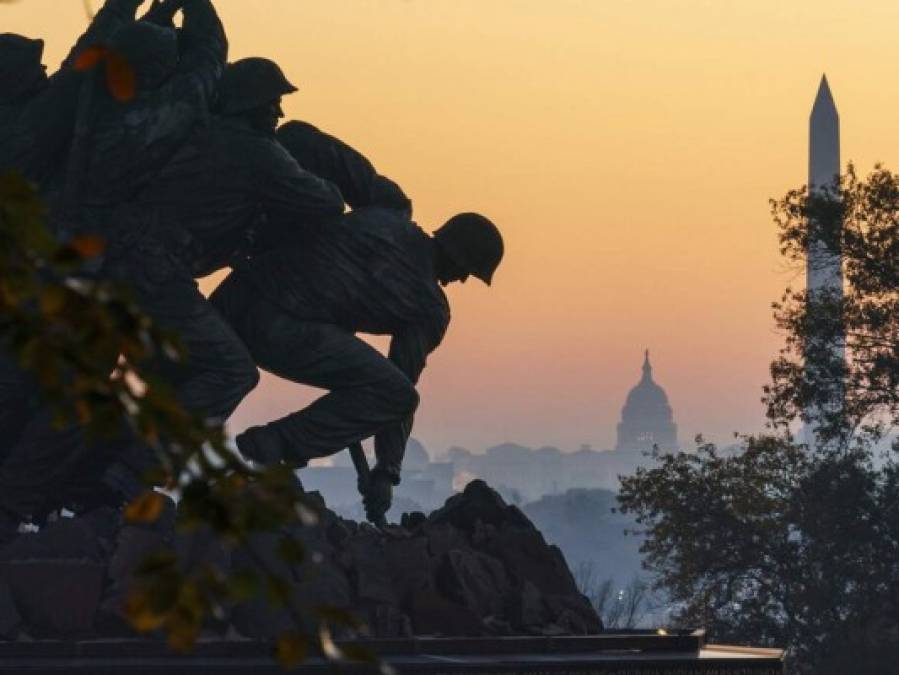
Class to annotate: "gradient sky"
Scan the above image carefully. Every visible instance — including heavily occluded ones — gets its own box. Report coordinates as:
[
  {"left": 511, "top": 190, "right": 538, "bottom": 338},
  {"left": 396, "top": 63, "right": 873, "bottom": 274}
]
[{"left": 8, "top": 1, "right": 899, "bottom": 454}]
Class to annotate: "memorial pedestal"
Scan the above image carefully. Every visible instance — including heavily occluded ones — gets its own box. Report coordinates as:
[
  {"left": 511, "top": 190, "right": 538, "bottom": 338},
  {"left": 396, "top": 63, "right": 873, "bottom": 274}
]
[{"left": 0, "top": 631, "right": 785, "bottom": 674}]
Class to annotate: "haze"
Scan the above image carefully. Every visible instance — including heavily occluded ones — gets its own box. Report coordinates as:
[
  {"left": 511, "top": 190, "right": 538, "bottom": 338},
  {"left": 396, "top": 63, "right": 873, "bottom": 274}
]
[{"left": 8, "top": 0, "right": 899, "bottom": 453}]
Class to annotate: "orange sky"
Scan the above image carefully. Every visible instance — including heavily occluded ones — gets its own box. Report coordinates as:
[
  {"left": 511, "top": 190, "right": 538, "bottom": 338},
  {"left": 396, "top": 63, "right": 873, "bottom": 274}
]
[{"left": 8, "top": 1, "right": 899, "bottom": 454}]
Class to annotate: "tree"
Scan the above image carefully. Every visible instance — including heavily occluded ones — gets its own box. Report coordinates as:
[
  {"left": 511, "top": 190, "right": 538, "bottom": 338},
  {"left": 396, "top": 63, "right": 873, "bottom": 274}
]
[
  {"left": 766, "top": 165, "right": 898, "bottom": 448},
  {"left": 0, "top": 2, "right": 392, "bottom": 666},
  {"left": 0, "top": 135, "right": 381, "bottom": 674},
  {"left": 619, "top": 167, "right": 899, "bottom": 674},
  {"left": 573, "top": 563, "right": 657, "bottom": 629},
  {"left": 620, "top": 437, "right": 899, "bottom": 671},
  {"left": 0, "top": 170, "right": 362, "bottom": 666}
]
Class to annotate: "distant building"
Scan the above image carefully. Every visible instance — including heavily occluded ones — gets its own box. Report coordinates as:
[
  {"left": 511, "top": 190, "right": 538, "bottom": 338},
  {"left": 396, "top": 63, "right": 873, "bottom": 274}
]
[{"left": 615, "top": 350, "right": 678, "bottom": 452}]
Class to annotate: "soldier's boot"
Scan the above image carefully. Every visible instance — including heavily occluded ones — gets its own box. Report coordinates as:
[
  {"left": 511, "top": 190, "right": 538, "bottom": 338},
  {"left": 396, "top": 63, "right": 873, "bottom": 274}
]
[
  {"left": 235, "top": 425, "right": 310, "bottom": 469},
  {"left": 235, "top": 427, "right": 307, "bottom": 495},
  {"left": 235, "top": 426, "right": 281, "bottom": 465}
]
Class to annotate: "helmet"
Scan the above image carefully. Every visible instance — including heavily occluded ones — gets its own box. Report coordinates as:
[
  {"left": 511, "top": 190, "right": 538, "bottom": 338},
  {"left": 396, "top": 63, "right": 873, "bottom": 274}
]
[
  {"left": 0, "top": 34, "right": 46, "bottom": 101},
  {"left": 109, "top": 22, "right": 178, "bottom": 91},
  {"left": 218, "top": 57, "right": 297, "bottom": 116},
  {"left": 434, "top": 213, "right": 504, "bottom": 285}
]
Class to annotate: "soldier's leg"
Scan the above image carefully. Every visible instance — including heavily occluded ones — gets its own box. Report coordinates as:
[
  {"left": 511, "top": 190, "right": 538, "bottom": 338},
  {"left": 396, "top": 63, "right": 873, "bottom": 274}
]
[
  {"left": 0, "top": 245, "right": 260, "bottom": 525},
  {"left": 103, "top": 237, "right": 260, "bottom": 420},
  {"left": 210, "top": 274, "right": 418, "bottom": 465},
  {"left": 0, "top": 408, "right": 97, "bottom": 531},
  {"left": 99, "top": 241, "right": 259, "bottom": 498}
]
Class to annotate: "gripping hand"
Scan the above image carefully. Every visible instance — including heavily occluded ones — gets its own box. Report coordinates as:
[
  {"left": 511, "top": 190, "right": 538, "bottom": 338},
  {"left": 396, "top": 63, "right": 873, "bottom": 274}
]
[{"left": 362, "top": 469, "right": 392, "bottom": 528}]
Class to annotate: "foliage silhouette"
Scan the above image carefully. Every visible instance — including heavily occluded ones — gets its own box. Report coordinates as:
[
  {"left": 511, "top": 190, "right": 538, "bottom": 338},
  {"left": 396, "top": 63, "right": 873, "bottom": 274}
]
[
  {"left": 0, "top": 4, "right": 385, "bottom": 665},
  {"left": 620, "top": 166, "right": 899, "bottom": 674}
]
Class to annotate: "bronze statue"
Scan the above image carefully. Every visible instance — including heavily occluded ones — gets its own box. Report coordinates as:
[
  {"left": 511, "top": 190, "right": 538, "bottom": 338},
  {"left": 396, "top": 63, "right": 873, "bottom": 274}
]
[
  {"left": 0, "top": 0, "right": 158, "bottom": 462},
  {"left": 211, "top": 207, "right": 503, "bottom": 523},
  {"left": 0, "top": 0, "right": 239, "bottom": 531},
  {"left": 0, "top": 4, "right": 506, "bottom": 538},
  {"left": 0, "top": 0, "right": 145, "bottom": 187}
]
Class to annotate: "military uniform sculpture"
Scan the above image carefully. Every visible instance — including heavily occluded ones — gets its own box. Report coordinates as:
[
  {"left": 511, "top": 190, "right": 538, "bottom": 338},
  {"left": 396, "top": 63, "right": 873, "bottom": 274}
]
[{"left": 0, "top": 0, "right": 504, "bottom": 537}]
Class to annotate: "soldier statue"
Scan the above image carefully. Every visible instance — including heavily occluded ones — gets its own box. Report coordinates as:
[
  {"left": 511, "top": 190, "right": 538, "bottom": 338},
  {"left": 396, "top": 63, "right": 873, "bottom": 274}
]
[
  {"left": 0, "top": 0, "right": 165, "bottom": 457},
  {"left": 211, "top": 208, "right": 503, "bottom": 523},
  {"left": 0, "top": 2, "right": 506, "bottom": 536}
]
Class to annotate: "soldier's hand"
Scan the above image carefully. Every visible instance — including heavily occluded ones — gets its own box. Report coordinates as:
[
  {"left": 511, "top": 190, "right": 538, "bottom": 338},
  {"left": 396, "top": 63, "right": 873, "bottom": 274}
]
[
  {"left": 140, "top": 0, "right": 184, "bottom": 25},
  {"left": 362, "top": 469, "right": 392, "bottom": 527}
]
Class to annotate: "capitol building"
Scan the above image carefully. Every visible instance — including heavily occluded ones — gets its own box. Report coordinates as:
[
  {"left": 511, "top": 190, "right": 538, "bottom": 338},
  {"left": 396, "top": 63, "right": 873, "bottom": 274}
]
[{"left": 615, "top": 350, "right": 678, "bottom": 452}]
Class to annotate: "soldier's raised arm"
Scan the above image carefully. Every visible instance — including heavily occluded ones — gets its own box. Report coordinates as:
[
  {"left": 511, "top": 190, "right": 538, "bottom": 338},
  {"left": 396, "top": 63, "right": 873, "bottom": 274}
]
[
  {"left": 373, "top": 321, "right": 447, "bottom": 485},
  {"left": 169, "top": 0, "right": 227, "bottom": 109},
  {"left": 247, "top": 143, "right": 346, "bottom": 253},
  {"left": 4, "top": 0, "right": 145, "bottom": 185},
  {"left": 277, "top": 120, "right": 412, "bottom": 216},
  {"left": 139, "top": 0, "right": 180, "bottom": 27},
  {"left": 60, "top": 0, "right": 144, "bottom": 71}
]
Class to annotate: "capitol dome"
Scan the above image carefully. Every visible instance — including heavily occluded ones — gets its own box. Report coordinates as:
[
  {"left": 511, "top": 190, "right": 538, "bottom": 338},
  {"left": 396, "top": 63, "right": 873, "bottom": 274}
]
[{"left": 615, "top": 350, "right": 678, "bottom": 452}]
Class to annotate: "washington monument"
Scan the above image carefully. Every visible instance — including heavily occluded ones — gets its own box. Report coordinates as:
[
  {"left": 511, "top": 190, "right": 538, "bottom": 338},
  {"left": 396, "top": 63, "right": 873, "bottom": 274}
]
[{"left": 805, "top": 74, "right": 844, "bottom": 445}]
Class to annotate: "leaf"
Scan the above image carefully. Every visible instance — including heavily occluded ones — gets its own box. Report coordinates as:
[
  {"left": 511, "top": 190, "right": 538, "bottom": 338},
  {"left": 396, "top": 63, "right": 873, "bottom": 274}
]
[
  {"left": 125, "top": 491, "right": 166, "bottom": 524},
  {"left": 74, "top": 398, "right": 92, "bottom": 425},
  {"left": 105, "top": 51, "right": 136, "bottom": 102},
  {"left": 318, "top": 624, "right": 342, "bottom": 661},
  {"left": 125, "top": 592, "right": 167, "bottom": 633},
  {"left": 228, "top": 570, "right": 260, "bottom": 602},
  {"left": 69, "top": 235, "right": 106, "bottom": 259},
  {"left": 277, "top": 536, "right": 305, "bottom": 565},
  {"left": 39, "top": 286, "right": 67, "bottom": 315},
  {"left": 135, "top": 550, "right": 178, "bottom": 576},
  {"left": 265, "top": 575, "right": 291, "bottom": 607},
  {"left": 167, "top": 625, "right": 199, "bottom": 654},
  {"left": 72, "top": 45, "right": 108, "bottom": 71},
  {"left": 275, "top": 633, "right": 308, "bottom": 669}
]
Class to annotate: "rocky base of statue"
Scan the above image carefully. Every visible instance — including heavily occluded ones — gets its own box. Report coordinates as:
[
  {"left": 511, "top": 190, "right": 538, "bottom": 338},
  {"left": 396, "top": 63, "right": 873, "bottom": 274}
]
[{"left": 0, "top": 479, "right": 602, "bottom": 641}]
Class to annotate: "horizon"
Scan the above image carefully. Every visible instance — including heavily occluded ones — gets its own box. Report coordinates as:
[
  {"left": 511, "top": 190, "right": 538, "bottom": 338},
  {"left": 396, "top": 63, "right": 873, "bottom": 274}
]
[{"left": 9, "top": 0, "right": 899, "bottom": 453}]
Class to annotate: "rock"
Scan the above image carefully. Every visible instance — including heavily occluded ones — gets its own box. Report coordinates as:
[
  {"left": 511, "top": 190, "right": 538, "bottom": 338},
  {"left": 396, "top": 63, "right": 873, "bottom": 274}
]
[
  {"left": 0, "top": 514, "right": 116, "bottom": 637},
  {"left": 472, "top": 519, "right": 498, "bottom": 547},
  {"left": 517, "top": 580, "right": 544, "bottom": 627},
  {"left": 343, "top": 530, "right": 396, "bottom": 606},
  {"left": 365, "top": 603, "right": 413, "bottom": 638},
  {"left": 423, "top": 522, "right": 468, "bottom": 558},
  {"left": 0, "top": 579, "right": 22, "bottom": 639},
  {"left": 3, "top": 560, "right": 104, "bottom": 636},
  {"left": 324, "top": 514, "right": 354, "bottom": 548},
  {"left": 384, "top": 536, "right": 433, "bottom": 606},
  {"left": 293, "top": 558, "right": 353, "bottom": 610},
  {"left": 481, "top": 528, "right": 580, "bottom": 596},
  {"left": 96, "top": 497, "right": 177, "bottom": 631},
  {"left": 481, "top": 615, "right": 514, "bottom": 636},
  {"left": 428, "top": 479, "right": 532, "bottom": 534},
  {"left": 408, "top": 588, "right": 482, "bottom": 636},
  {"left": 229, "top": 532, "right": 297, "bottom": 639},
  {"left": 400, "top": 511, "right": 427, "bottom": 530},
  {"left": 99, "top": 525, "right": 170, "bottom": 625},
  {"left": 543, "top": 593, "right": 603, "bottom": 633},
  {"left": 174, "top": 525, "right": 231, "bottom": 576},
  {"left": 0, "top": 517, "right": 106, "bottom": 563},
  {"left": 540, "top": 622, "right": 568, "bottom": 636},
  {"left": 0, "top": 478, "right": 602, "bottom": 640},
  {"left": 435, "top": 549, "right": 509, "bottom": 618}
]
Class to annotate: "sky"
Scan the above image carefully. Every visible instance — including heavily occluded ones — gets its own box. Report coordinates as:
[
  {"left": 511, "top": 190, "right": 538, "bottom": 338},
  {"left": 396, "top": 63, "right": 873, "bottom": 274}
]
[{"left": 7, "top": 0, "right": 899, "bottom": 455}]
